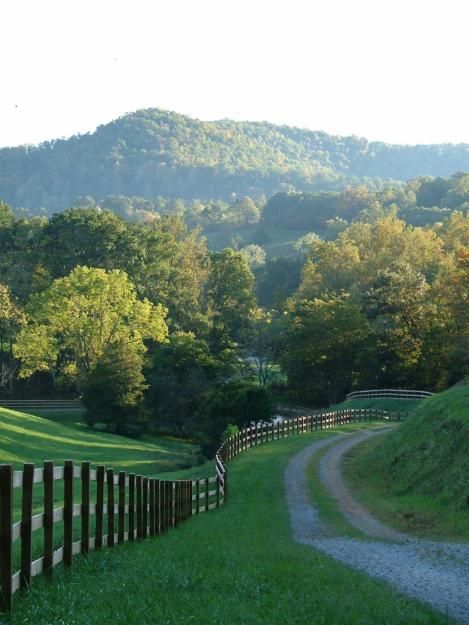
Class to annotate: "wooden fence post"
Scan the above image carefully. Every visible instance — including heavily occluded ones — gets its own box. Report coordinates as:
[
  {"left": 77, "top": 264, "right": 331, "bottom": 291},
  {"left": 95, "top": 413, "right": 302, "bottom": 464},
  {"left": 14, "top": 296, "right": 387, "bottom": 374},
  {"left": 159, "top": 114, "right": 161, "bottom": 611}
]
[
  {"left": 118, "top": 471, "right": 126, "bottom": 544},
  {"left": 136, "top": 476, "right": 143, "bottom": 538},
  {"left": 95, "top": 465, "right": 105, "bottom": 549},
  {"left": 205, "top": 477, "right": 209, "bottom": 512},
  {"left": 20, "top": 463, "right": 34, "bottom": 589},
  {"left": 149, "top": 478, "right": 155, "bottom": 536},
  {"left": 107, "top": 468, "right": 115, "bottom": 548},
  {"left": 155, "top": 479, "right": 160, "bottom": 535},
  {"left": 142, "top": 477, "right": 148, "bottom": 537},
  {"left": 81, "top": 462, "right": 90, "bottom": 554},
  {"left": 167, "top": 482, "right": 172, "bottom": 529},
  {"left": 0, "top": 464, "right": 13, "bottom": 612},
  {"left": 223, "top": 467, "right": 228, "bottom": 503},
  {"left": 64, "top": 461, "right": 74, "bottom": 566},
  {"left": 128, "top": 473, "right": 135, "bottom": 541},
  {"left": 160, "top": 481, "right": 166, "bottom": 532},
  {"left": 43, "top": 460, "right": 54, "bottom": 574}
]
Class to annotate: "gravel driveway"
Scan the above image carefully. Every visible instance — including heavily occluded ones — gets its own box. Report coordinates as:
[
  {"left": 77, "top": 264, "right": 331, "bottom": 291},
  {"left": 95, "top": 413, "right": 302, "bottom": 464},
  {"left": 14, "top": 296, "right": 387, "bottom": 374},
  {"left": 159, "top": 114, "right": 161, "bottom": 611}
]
[{"left": 284, "top": 430, "right": 469, "bottom": 623}]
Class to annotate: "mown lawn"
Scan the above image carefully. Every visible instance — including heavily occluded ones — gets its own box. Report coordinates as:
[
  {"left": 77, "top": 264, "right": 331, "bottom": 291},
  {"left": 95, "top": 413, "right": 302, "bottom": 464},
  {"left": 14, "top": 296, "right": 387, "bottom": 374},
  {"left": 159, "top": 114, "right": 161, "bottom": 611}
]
[
  {"left": 4, "top": 426, "right": 453, "bottom": 625},
  {"left": 0, "top": 407, "right": 202, "bottom": 570},
  {"left": 0, "top": 407, "right": 200, "bottom": 474}
]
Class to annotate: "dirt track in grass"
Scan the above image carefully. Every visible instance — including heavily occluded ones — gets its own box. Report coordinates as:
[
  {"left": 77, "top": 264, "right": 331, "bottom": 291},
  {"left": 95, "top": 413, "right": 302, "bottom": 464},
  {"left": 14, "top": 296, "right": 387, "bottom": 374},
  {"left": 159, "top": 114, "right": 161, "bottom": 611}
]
[{"left": 284, "top": 429, "right": 469, "bottom": 624}]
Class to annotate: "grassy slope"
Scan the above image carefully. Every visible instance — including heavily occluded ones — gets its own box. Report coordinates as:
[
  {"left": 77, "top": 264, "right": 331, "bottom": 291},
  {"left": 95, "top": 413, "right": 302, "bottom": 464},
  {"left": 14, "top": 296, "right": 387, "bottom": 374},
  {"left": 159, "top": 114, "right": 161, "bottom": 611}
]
[
  {"left": 0, "top": 407, "right": 203, "bottom": 569},
  {"left": 5, "top": 427, "right": 450, "bottom": 625},
  {"left": 0, "top": 407, "right": 199, "bottom": 474},
  {"left": 343, "top": 386, "right": 469, "bottom": 540},
  {"left": 332, "top": 397, "right": 422, "bottom": 412}
]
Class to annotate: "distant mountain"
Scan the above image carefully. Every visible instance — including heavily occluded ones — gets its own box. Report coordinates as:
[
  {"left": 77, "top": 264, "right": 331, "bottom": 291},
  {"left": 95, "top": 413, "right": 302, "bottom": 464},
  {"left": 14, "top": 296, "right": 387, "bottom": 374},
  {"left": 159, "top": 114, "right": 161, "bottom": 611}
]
[{"left": 1, "top": 108, "right": 469, "bottom": 213}]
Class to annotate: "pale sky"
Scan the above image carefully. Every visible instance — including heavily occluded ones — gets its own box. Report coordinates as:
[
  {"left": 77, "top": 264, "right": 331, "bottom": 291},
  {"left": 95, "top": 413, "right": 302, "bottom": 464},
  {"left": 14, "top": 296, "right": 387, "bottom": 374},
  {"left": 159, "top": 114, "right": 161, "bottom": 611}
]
[{"left": 1, "top": 0, "right": 469, "bottom": 148}]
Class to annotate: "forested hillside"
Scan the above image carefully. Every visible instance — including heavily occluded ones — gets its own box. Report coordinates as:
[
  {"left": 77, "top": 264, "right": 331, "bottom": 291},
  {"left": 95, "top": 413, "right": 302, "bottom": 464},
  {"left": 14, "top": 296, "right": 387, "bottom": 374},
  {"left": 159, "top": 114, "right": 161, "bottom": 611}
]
[
  {"left": 1, "top": 200, "right": 467, "bottom": 435},
  {"left": 3, "top": 108, "right": 469, "bottom": 213}
]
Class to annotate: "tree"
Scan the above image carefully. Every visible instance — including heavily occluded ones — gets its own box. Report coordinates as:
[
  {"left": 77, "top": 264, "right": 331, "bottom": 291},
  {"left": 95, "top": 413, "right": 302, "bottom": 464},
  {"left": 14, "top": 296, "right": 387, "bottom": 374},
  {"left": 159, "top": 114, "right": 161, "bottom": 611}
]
[
  {"left": 0, "top": 284, "right": 26, "bottom": 393},
  {"left": 15, "top": 266, "right": 168, "bottom": 387},
  {"left": 280, "top": 299, "right": 375, "bottom": 405},
  {"left": 82, "top": 341, "right": 148, "bottom": 437},
  {"left": 240, "top": 244, "right": 266, "bottom": 270},
  {"left": 39, "top": 207, "right": 135, "bottom": 279},
  {"left": 0, "top": 201, "right": 14, "bottom": 229},
  {"left": 362, "top": 262, "right": 433, "bottom": 384},
  {"left": 0, "top": 216, "right": 48, "bottom": 302},
  {"left": 131, "top": 217, "right": 210, "bottom": 333},
  {"left": 256, "top": 257, "right": 303, "bottom": 308},
  {"left": 145, "top": 332, "right": 229, "bottom": 435},
  {"left": 245, "top": 309, "right": 284, "bottom": 386},
  {"left": 207, "top": 249, "right": 255, "bottom": 353},
  {"left": 200, "top": 380, "right": 273, "bottom": 457}
]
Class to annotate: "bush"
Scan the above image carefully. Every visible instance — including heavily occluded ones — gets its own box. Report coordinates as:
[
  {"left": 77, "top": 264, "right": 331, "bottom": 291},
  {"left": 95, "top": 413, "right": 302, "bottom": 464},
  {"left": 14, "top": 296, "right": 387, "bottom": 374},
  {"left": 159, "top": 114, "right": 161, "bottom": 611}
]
[
  {"left": 200, "top": 380, "right": 273, "bottom": 457},
  {"left": 82, "top": 341, "right": 148, "bottom": 437}
]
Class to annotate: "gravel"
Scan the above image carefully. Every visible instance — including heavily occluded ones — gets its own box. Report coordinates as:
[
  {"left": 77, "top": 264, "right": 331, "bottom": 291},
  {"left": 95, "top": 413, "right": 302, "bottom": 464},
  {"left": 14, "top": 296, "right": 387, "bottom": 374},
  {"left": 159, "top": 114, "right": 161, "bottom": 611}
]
[{"left": 284, "top": 430, "right": 469, "bottom": 624}]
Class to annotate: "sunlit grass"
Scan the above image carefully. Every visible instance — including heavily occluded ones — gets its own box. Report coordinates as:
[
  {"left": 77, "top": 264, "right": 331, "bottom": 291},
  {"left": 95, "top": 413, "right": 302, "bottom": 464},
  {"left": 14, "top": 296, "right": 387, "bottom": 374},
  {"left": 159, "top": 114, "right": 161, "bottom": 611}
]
[
  {"left": 0, "top": 408, "right": 199, "bottom": 473},
  {"left": 4, "top": 428, "right": 452, "bottom": 625}
]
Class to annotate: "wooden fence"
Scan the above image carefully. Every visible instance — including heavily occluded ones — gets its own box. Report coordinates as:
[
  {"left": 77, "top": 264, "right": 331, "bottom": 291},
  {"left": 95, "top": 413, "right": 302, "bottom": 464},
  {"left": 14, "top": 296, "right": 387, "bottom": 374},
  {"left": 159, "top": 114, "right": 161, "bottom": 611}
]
[
  {"left": 345, "top": 389, "right": 433, "bottom": 400},
  {"left": 0, "top": 407, "right": 403, "bottom": 611},
  {"left": 0, "top": 399, "right": 82, "bottom": 410}
]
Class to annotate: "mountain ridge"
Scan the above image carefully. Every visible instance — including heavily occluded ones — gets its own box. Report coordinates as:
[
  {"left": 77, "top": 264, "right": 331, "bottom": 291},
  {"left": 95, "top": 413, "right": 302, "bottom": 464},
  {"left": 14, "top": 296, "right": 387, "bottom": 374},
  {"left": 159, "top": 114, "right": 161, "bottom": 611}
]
[{"left": 2, "top": 107, "right": 469, "bottom": 213}]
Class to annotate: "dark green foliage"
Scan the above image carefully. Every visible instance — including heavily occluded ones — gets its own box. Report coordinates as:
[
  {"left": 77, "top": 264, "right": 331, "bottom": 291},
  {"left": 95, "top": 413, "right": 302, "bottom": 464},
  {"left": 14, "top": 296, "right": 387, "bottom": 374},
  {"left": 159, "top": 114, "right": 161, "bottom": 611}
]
[
  {"left": 261, "top": 176, "right": 469, "bottom": 232},
  {"left": 255, "top": 256, "right": 303, "bottom": 307},
  {"left": 220, "top": 423, "right": 240, "bottom": 442},
  {"left": 82, "top": 341, "right": 148, "bottom": 437},
  {"left": 207, "top": 249, "right": 255, "bottom": 353},
  {"left": 145, "top": 333, "right": 230, "bottom": 435},
  {"left": 39, "top": 208, "right": 133, "bottom": 278},
  {"left": 200, "top": 380, "right": 273, "bottom": 456},
  {"left": 280, "top": 299, "right": 376, "bottom": 405}
]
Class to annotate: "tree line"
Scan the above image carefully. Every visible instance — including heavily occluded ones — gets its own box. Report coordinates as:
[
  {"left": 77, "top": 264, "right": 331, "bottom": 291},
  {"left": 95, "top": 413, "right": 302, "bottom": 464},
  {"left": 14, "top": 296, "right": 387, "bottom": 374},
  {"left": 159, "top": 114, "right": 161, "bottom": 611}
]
[{"left": 0, "top": 200, "right": 467, "bottom": 453}]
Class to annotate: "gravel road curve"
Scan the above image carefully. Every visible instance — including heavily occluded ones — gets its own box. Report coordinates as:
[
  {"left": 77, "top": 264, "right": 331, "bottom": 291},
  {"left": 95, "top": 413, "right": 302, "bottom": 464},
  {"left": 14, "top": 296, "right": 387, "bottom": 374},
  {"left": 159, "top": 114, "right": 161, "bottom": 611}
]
[{"left": 284, "top": 430, "right": 469, "bottom": 623}]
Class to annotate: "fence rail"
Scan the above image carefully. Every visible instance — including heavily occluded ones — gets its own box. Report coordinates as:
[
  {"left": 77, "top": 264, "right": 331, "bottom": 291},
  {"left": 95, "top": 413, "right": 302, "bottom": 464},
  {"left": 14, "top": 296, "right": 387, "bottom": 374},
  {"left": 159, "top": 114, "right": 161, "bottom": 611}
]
[
  {"left": 0, "top": 399, "right": 82, "bottom": 410},
  {"left": 0, "top": 407, "right": 404, "bottom": 611},
  {"left": 345, "top": 389, "right": 433, "bottom": 400}
]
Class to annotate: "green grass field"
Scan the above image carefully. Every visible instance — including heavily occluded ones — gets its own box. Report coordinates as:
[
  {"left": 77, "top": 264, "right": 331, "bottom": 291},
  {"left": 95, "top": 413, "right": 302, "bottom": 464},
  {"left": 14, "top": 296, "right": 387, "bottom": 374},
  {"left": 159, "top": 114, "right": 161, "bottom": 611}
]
[
  {"left": 342, "top": 385, "right": 469, "bottom": 541},
  {"left": 0, "top": 407, "right": 199, "bottom": 474},
  {"left": 4, "top": 426, "right": 452, "bottom": 625},
  {"left": 0, "top": 406, "right": 203, "bottom": 569}
]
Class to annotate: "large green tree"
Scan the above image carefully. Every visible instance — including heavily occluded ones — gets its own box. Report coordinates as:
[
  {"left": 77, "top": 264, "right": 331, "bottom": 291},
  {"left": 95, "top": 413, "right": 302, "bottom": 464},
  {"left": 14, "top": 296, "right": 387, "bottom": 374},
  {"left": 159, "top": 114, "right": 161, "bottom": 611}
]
[
  {"left": 207, "top": 248, "right": 255, "bottom": 354},
  {"left": 82, "top": 340, "right": 148, "bottom": 437},
  {"left": 145, "top": 332, "right": 229, "bottom": 435},
  {"left": 0, "top": 283, "right": 26, "bottom": 393},
  {"left": 15, "top": 266, "right": 168, "bottom": 386},
  {"left": 281, "top": 299, "right": 375, "bottom": 405}
]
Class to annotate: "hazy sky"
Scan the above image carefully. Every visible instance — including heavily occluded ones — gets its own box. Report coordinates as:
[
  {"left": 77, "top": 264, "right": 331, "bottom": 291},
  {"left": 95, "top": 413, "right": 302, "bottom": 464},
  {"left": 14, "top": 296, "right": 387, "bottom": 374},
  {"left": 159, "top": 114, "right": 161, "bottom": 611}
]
[{"left": 2, "top": 0, "right": 469, "bottom": 148}]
